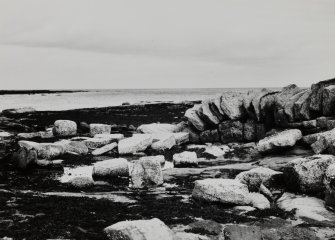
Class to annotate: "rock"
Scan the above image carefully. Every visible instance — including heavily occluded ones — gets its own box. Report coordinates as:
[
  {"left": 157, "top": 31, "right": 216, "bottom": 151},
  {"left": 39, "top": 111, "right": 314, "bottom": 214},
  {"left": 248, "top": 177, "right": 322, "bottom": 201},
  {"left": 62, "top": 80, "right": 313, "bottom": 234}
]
[
  {"left": 255, "top": 124, "right": 266, "bottom": 141},
  {"left": 181, "top": 126, "right": 201, "bottom": 143},
  {"left": 94, "top": 133, "right": 124, "bottom": 142},
  {"left": 84, "top": 137, "right": 113, "bottom": 149},
  {"left": 137, "top": 123, "right": 179, "bottom": 134},
  {"left": 188, "top": 220, "right": 223, "bottom": 236},
  {"left": 139, "top": 155, "right": 165, "bottom": 166},
  {"left": 17, "top": 132, "right": 41, "bottom": 139},
  {"left": 173, "top": 151, "right": 198, "bottom": 167},
  {"left": 220, "top": 92, "right": 245, "bottom": 120},
  {"left": 192, "top": 179, "right": 250, "bottom": 205},
  {"left": 326, "top": 119, "right": 335, "bottom": 130},
  {"left": 219, "top": 120, "right": 243, "bottom": 143},
  {"left": 310, "top": 78, "right": 335, "bottom": 113},
  {"left": 283, "top": 90, "right": 308, "bottom": 122},
  {"left": 11, "top": 147, "right": 37, "bottom": 169},
  {"left": 151, "top": 134, "right": 176, "bottom": 151},
  {"left": 131, "top": 158, "right": 163, "bottom": 188},
  {"left": 324, "top": 163, "right": 335, "bottom": 211},
  {"left": 199, "top": 130, "right": 220, "bottom": 143},
  {"left": 294, "top": 89, "right": 312, "bottom": 121},
  {"left": 257, "top": 129, "right": 302, "bottom": 153},
  {"left": 277, "top": 192, "right": 335, "bottom": 223},
  {"left": 104, "top": 218, "right": 175, "bottom": 240},
  {"left": 286, "top": 154, "right": 335, "bottom": 193},
  {"left": 174, "top": 232, "right": 209, "bottom": 240},
  {"left": 248, "top": 192, "right": 270, "bottom": 210},
  {"left": 93, "top": 158, "right": 129, "bottom": 179},
  {"left": 89, "top": 123, "right": 111, "bottom": 136},
  {"left": 2, "top": 107, "right": 36, "bottom": 115},
  {"left": 68, "top": 177, "right": 94, "bottom": 188},
  {"left": 173, "top": 132, "right": 189, "bottom": 145},
  {"left": 204, "top": 145, "right": 227, "bottom": 157},
  {"left": 322, "top": 85, "right": 335, "bottom": 116},
  {"left": 185, "top": 105, "right": 207, "bottom": 131},
  {"left": 248, "top": 89, "right": 273, "bottom": 121},
  {"left": 92, "top": 142, "right": 118, "bottom": 156},
  {"left": 201, "top": 99, "right": 221, "bottom": 125},
  {"left": 221, "top": 224, "right": 262, "bottom": 240},
  {"left": 58, "top": 140, "right": 89, "bottom": 155},
  {"left": 118, "top": 134, "right": 153, "bottom": 154},
  {"left": 53, "top": 120, "right": 77, "bottom": 137},
  {"left": 243, "top": 119, "right": 256, "bottom": 142},
  {"left": 37, "top": 143, "right": 65, "bottom": 159},
  {"left": 18, "top": 140, "right": 40, "bottom": 150},
  {"left": 235, "top": 167, "right": 282, "bottom": 191}
]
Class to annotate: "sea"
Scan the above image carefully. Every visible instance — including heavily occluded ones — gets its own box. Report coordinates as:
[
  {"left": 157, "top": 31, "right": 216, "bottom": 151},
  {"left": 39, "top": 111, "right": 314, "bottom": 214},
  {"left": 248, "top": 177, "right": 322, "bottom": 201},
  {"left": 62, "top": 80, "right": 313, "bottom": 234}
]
[{"left": 0, "top": 88, "right": 265, "bottom": 111}]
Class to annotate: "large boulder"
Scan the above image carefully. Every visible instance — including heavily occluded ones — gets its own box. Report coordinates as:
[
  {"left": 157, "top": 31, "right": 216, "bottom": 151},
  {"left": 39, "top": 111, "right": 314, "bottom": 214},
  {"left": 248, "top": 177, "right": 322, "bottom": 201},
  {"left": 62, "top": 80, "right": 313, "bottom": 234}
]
[
  {"left": 104, "top": 218, "right": 175, "bottom": 240},
  {"left": 219, "top": 120, "right": 243, "bottom": 143},
  {"left": 285, "top": 154, "right": 335, "bottom": 193},
  {"left": 37, "top": 142, "right": 66, "bottom": 159},
  {"left": 92, "top": 142, "right": 118, "bottom": 156},
  {"left": 11, "top": 147, "right": 37, "bottom": 169},
  {"left": 257, "top": 129, "right": 302, "bottom": 153},
  {"left": 310, "top": 78, "right": 335, "bottom": 113},
  {"left": 324, "top": 163, "right": 335, "bottom": 211},
  {"left": 89, "top": 123, "right": 111, "bottom": 136},
  {"left": 173, "top": 151, "right": 198, "bottom": 167},
  {"left": 53, "top": 120, "right": 77, "bottom": 137},
  {"left": 185, "top": 105, "right": 207, "bottom": 131},
  {"left": 220, "top": 92, "right": 245, "bottom": 120},
  {"left": 192, "top": 179, "right": 250, "bottom": 205},
  {"left": 130, "top": 157, "right": 163, "bottom": 188},
  {"left": 118, "top": 134, "right": 153, "bottom": 154},
  {"left": 173, "top": 132, "right": 189, "bottom": 145},
  {"left": 277, "top": 192, "right": 335, "bottom": 223},
  {"left": 151, "top": 134, "right": 176, "bottom": 151},
  {"left": 58, "top": 140, "right": 89, "bottom": 155},
  {"left": 322, "top": 85, "right": 335, "bottom": 116},
  {"left": 293, "top": 89, "right": 312, "bottom": 121},
  {"left": 201, "top": 99, "right": 221, "bottom": 125},
  {"left": 137, "top": 123, "right": 179, "bottom": 134},
  {"left": 303, "top": 128, "right": 335, "bottom": 154},
  {"left": 283, "top": 90, "right": 308, "bottom": 122},
  {"left": 93, "top": 158, "right": 129, "bottom": 179},
  {"left": 235, "top": 167, "right": 282, "bottom": 191}
]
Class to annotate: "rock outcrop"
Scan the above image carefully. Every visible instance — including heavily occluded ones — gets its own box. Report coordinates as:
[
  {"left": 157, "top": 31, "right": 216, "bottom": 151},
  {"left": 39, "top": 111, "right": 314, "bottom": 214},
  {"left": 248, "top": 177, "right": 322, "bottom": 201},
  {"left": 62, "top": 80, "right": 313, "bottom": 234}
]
[{"left": 131, "top": 157, "right": 163, "bottom": 188}]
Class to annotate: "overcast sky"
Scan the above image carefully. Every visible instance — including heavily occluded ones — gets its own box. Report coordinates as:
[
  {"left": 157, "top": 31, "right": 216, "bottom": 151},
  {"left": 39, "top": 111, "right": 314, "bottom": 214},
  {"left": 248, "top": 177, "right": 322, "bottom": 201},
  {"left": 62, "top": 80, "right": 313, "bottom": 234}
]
[{"left": 0, "top": 0, "right": 335, "bottom": 89}]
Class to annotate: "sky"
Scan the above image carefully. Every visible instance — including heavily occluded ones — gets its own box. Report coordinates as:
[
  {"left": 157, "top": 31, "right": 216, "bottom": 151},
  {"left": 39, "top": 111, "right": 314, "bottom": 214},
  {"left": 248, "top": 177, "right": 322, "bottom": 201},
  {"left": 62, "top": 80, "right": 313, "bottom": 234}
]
[{"left": 0, "top": 0, "right": 335, "bottom": 89}]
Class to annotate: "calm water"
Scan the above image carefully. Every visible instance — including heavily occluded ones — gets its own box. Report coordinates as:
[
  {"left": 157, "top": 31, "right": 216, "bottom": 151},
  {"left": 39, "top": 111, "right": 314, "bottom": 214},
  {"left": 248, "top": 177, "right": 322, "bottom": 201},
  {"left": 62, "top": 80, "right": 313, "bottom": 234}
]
[{"left": 0, "top": 88, "right": 263, "bottom": 111}]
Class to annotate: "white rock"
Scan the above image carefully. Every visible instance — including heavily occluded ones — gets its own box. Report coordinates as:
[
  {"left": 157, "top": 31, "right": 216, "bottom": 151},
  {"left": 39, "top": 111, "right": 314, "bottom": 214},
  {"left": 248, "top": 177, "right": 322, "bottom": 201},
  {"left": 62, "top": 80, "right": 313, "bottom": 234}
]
[
  {"left": 94, "top": 133, "right": 124, "bottom": 142},
  {"left": 17, "top": 132, "right": 41, "bottom": 139},
  {"left": 92, "top": 142, "right": 118, "bottom": 156},
  {"left": 235, "top": 167, "right": 282, "bottom": 190},
  {"left": 248, "top": 192, "right": 270, "bottom": 210},
  {"left": 257, "top": 129, "right": 302, "bottom": 153},
  {"left": 174, "top": 232, "right": 210, "bottom": 240},
  {"left": 18, "top": 140, "right": 40, "bottom": 150},
  {"left": 68, "top": 177, "right": 94, "bottom": 188},
  {"left": 289, "top": 154, "right": 335, "bottom": 193},
  {"left": 93, "top": 158, "right": 129, "bottom": 178},
  {"left": 84, "top": 137, "right": 112, "bottom": 149},
  {"left": 57, "top": 140, "right": 89, "bottom": 155},
  {"left": 53, "top": 120, "right": 77, "bottom": 136},
  {"left": 277, "top": 192, "right": 335, "bottom": 222},
  {"left": 173, "top": 151, "right": 198, "bottom": 167},
  {"left": 118, "top": 134, "right": 153, "bottom": 154},
  {"left": 139, "top": 155, "right": 165, "bottom": 166},
  {"left": 204, "top": 146, "right": 226, "bottom": 157},
  {"left": 131, "top": 157, "right": 163, "bottom": 188},
  {"left": 137, "top": 123, "right": 179, "bottom": 134},
  {"left": 151, "top": 134, "right": 176, "bottom": 151},
  {"left": 0, "top": 131, "right": 12, "bottom": 138},
  {"left": 90, "top": 123, "right": 111, "bottom": 136},
  {"left": 104, "top": 218, "right": 175, "bottom": 240},
  {"left": 37, "top": 142, "right": 66, "bottom": 159},
  {"left": 192, "top": 179, "right": 250, "bottom": 205},
  {"left": 185, "top": 105, "right": 207, "bottom": 131},
  {"left": 173, "top": 132, "right": 189, "bottom": 145}
]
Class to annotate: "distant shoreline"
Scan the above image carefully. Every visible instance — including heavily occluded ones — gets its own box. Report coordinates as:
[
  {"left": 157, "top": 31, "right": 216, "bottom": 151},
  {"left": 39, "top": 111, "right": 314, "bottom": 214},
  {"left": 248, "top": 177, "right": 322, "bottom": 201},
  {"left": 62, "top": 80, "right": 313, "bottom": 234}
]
[{"left": 0, "top": 90, "right": 87, "bottom": 95}]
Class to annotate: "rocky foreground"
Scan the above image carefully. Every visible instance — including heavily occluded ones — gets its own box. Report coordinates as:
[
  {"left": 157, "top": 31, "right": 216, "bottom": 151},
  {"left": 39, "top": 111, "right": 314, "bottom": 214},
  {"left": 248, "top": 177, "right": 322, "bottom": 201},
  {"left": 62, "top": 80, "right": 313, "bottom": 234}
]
[{"left": 2, "top": 79, "right": 335, "bottom": 239}]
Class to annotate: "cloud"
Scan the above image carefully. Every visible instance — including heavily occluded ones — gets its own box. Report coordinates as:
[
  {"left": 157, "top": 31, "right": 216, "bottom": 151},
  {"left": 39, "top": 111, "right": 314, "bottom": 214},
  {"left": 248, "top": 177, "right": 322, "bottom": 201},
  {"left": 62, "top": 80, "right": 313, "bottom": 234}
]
[{"left": 0, "top": 0, "right": 335, "bottom": 89}]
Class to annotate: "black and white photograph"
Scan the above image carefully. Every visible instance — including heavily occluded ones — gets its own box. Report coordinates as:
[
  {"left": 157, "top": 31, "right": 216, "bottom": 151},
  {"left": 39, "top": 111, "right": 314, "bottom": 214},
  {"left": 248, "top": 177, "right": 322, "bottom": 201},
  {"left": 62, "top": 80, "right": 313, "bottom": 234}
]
[{"left": 1, "top": 0, "right": 335, "bottom": 239}]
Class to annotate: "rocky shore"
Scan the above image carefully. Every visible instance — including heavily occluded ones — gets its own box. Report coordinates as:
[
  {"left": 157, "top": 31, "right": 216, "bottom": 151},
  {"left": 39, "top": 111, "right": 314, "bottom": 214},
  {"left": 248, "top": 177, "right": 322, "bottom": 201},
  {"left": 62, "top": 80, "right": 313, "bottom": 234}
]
[{"left": 1, "top": 80, "right": 335, "bottom": 239}]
